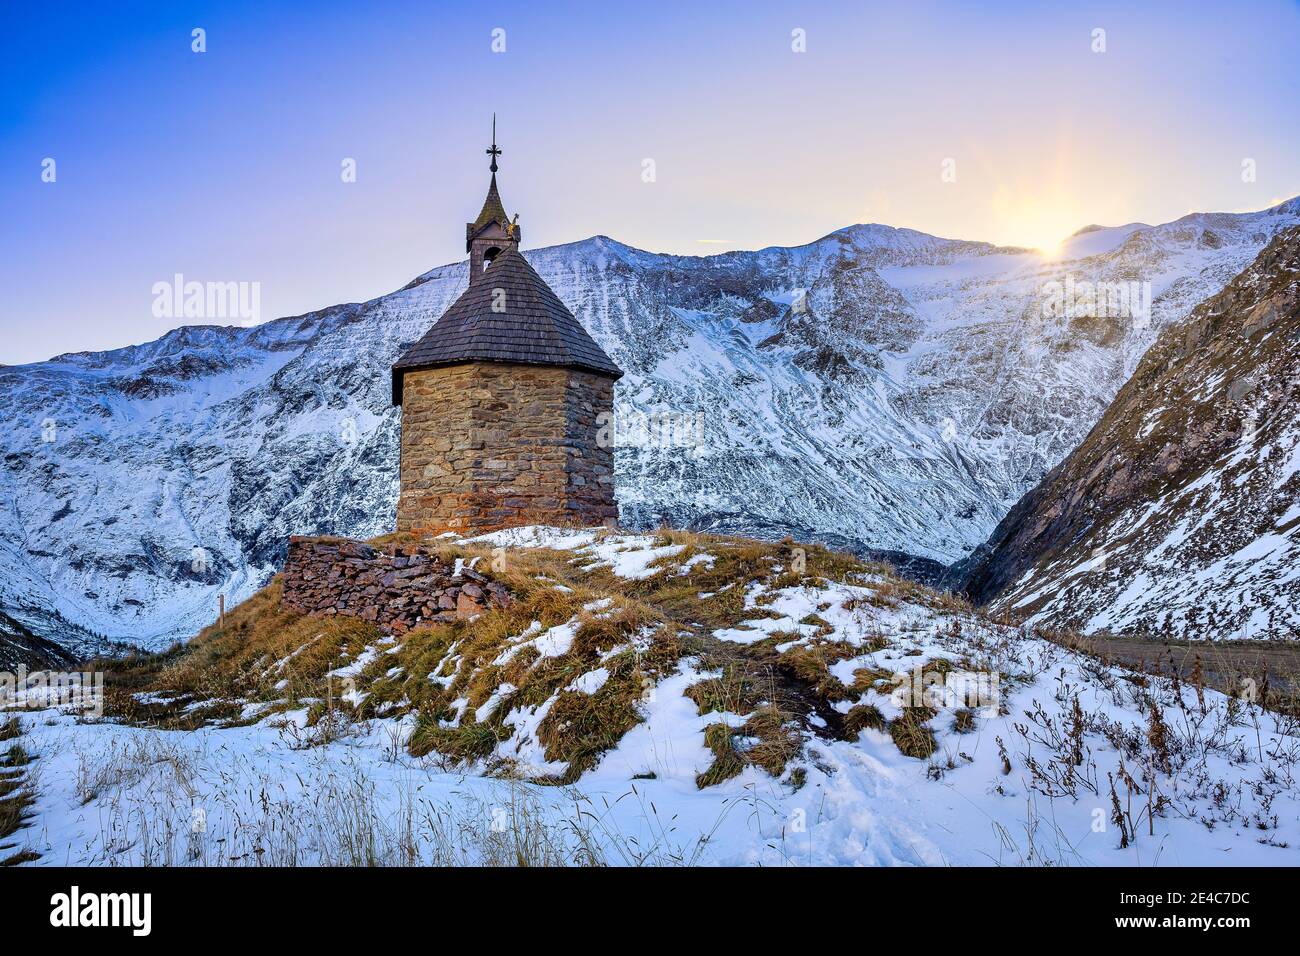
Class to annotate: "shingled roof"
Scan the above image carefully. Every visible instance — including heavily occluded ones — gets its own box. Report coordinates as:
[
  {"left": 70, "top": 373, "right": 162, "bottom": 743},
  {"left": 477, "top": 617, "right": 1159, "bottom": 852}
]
[
  {"left": 470, "top": 173, "right": 510, "bottom": 233},
  {"left": 391, "top": 248, "right": 623, "bottom": 404}
]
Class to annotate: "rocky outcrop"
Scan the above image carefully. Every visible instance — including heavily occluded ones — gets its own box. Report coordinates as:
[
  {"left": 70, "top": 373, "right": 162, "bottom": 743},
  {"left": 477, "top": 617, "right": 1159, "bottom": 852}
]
[
  {"left": 952, "top": 226, "right": 1300, "bottom": 640},
  {"left": 280, "top": 536, "right": 512, "bottom": 634}
]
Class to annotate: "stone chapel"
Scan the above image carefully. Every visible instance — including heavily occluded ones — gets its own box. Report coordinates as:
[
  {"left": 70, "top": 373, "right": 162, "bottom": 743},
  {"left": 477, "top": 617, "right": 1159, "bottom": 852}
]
[{"left": 391, "top": 126, "right": 623, "bottom": 534}]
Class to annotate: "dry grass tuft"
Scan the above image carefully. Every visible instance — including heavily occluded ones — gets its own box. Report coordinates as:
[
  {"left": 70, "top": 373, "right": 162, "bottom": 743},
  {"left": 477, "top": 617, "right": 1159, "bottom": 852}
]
[
  {"left": 776, "top": 640, "right": 860, "bottom": 702},
  {"left": 841, "top": 703, "right": 887, "bottom": 739},
  {"left": 695, "top": 722, "right": 745, "bottom": 788},
  {"left": 889, "top": 707, "right": 938, "bottom": 759},
  {"left": 738, "top": 705, "right": 802, "bottom": 777},
  {"left": 0, "top": 717, "right": 37, "bottom": 862},
  {"left": 692, "top": 702, "right": 803, "bottom": 788},
  {"left": 683, "top": 660, "right": 773, "bottom": 716},
  {"left": 0, "top": 717, "right": 22, "bottom": 743},
  {"left": 953, "top": 708, "right": 977, "bottom": 734}
]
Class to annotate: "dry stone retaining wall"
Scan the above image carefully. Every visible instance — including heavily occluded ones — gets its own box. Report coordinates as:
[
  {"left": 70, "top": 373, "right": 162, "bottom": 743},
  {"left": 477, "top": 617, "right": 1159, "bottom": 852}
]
[{"left": 281, "top": 536, "right": 512, "bottom": 634}]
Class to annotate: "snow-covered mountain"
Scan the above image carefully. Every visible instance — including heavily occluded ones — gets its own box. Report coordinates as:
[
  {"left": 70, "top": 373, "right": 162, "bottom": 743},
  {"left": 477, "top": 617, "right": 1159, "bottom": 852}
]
[
  {"left": 955, "top": 225, "right": 1300, "bottom": 640},
  {"left": 4, "top": 198, "right": 1299, "bottom": 649}
]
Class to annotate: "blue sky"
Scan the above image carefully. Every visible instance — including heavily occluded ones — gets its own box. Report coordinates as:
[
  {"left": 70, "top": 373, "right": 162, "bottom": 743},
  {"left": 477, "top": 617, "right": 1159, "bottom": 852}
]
[{"left": 3, "top": 0, "right": 1299, "bottom": 364}]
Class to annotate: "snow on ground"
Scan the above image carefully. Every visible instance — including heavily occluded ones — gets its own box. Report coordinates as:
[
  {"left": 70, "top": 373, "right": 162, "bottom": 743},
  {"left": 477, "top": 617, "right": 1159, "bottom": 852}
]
[
  {"left": 468, "top": 527, "right": 686, "bottom": 580},
  {"left": 5, "top": 530, "right": 1298, "bottom": 866}
]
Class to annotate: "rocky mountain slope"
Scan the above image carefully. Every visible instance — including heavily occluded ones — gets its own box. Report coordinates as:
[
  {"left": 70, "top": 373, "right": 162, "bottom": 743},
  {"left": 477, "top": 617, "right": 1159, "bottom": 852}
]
[
  {"left": 0, "top": 611, "right": 79, "bottom": 672},
  {"left": 956, "top": 226, "right": 1300, "bottom": 640},
  {"left": 3, "top": 198, "right": 1298, "bottom": 649}
]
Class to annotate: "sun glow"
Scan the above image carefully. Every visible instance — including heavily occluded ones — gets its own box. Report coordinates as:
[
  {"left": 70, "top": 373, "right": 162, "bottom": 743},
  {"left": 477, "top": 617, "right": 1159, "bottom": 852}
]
[
  {"left": 997, "top": 214, "right": 1077, "bottom": 258},
  {"left": 1034, "top": 237, "right": 1067, "bottom": 259},
  {"left": 1004, "top": 218, "right": 1078, "bottom": 258},
  {"left": 988, "top": 185, "right": 1086, "bottom": 260}
]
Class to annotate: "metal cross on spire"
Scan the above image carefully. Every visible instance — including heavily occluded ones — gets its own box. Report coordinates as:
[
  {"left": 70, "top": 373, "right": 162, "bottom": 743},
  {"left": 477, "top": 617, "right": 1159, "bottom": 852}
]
[{"left": 486, "top": 114, "right": 502, "bottom": 173}]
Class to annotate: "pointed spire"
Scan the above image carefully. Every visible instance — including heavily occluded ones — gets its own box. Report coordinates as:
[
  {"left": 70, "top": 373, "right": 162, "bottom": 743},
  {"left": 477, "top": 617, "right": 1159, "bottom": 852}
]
[
  {"left": 486, "top": 113, "right": 502, "bottom": 173},
  {"left": 473, "top": 174, "right": 509, "bottom": 232},
  {"left": 472, "top": 115, "right": 510, "bottom": 232}
]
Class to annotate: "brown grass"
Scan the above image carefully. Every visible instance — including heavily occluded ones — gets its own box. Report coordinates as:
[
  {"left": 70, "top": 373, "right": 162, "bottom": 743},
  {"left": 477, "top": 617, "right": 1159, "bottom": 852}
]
[
  {"left": 90, "top": 577, "right": 381, "bottom": 729},
  {"left": 88, "top": 527, "right": 977, "bottom": 786},
  {"left": 695, "top": 722, "right": 745, "bottom": 788},
  {"left": 0, "top": 717, "right": 22, "bottom": 742},
  {"left": 683, "top": 660, "right": 773, "bottom": 716},
  {"left": 841, "top": 703, "right": 887, "bottom": 739},
  {"left": 0, "top": 717, "right": 36, "bottom": 860},
  {"left": 738, "top": 705, "right": 802, "bottom": 777},
  {"left": 953, "top": 708, "right": 977, "bottom": 734},
  {"left": 889, "top": 707, "right": 939, "bottom": 759},
  {"left": 776, "top": 640, "right": 860, "bottom": 702}
]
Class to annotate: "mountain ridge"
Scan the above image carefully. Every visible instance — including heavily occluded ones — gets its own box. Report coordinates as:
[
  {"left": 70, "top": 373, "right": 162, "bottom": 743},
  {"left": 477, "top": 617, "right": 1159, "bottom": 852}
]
[
  {"left": 19, "top": 195, "right": 1300, "bottom": 370},
  {"left": 3, "top": 197, "right": 1299, "bottom": 650}
]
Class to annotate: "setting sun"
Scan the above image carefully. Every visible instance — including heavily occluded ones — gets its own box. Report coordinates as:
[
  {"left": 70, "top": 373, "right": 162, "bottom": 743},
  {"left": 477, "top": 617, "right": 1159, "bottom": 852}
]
[{"left": 987, "top": 186, "right": 1087, "bottom": 257}]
